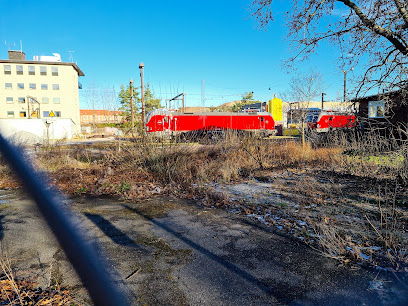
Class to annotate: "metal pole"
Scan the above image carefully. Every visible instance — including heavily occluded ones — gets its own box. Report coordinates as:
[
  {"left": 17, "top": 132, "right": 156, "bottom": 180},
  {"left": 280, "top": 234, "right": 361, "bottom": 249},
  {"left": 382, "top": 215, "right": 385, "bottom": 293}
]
[
  {"left": 139, "top": 63, "right": 145, "bottom": 135},
  {"left": 130, "top": 79, "right": 134, "bottom": 133},
  {"left": 182, "top": 93, "right": 185, "bottom": 113},
  {"left": 27, "top": 96, "right": 30, "bottom": 118},
  {"left": 343, "top": 70, "right": 347, "bottom": 103},
  {"left": 321, "top": 93, "right": 325, "bottom": 110},
  {"left": 46, "top": 123, "right": 50, "bottom": 145}
]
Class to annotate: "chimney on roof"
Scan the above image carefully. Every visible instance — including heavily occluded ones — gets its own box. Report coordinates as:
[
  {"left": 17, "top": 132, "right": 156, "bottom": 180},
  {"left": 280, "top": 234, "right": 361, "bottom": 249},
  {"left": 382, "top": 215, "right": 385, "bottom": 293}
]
[{"left": 8, "top": 50, "right": 26, "bottom": 61}]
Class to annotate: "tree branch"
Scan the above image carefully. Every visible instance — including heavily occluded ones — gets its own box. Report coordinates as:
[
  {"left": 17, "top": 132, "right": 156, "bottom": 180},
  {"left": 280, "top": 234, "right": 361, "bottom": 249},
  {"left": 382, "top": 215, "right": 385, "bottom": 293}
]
[
  {"left": 355, "top": 47, "right": 399, "bottom": 96},
  {"left": 338, "top": 0, "right": 408, "bottom": 55},
  {"left": 393, "top": 0, "right": 408, "bottom": 27}
]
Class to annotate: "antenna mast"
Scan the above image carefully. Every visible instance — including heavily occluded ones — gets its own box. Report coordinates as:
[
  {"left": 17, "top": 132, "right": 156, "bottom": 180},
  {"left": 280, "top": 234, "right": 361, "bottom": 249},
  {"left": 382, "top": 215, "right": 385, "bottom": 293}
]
[
  {"left": 68, "top": 51, "right": 75, "bottom": 62},
  {"left": 201, "top": 80, "right": 205, "bottom": 109},
  {"left": 4, "top": 41, "right": 16, "bottom": 51}
]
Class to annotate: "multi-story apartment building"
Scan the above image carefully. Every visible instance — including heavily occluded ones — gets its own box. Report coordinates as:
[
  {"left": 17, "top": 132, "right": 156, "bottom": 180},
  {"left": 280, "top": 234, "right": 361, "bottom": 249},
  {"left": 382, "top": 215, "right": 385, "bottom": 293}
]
[{"left": 0, "top": 50, "right": 84, "bottom": 134}]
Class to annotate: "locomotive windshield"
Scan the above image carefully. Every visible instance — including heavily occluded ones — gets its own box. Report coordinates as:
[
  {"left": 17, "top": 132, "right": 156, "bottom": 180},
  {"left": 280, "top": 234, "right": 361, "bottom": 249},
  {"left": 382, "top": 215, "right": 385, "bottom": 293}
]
[
  {"left": 145, "top": 111, "right": 154, "bottom": 124},
  {"left": 288, "top": 108, "right": 321, "bottom": 124}
]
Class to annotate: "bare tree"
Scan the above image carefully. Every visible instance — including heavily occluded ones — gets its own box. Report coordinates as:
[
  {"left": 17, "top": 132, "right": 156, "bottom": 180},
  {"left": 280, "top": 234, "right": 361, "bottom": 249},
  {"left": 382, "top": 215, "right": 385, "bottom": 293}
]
[
  {"left": 250, "top": 0, "right": 408, "bottom": 97},
  {"left": 287, "top": 70, "right": 324, "bottom": 146}
]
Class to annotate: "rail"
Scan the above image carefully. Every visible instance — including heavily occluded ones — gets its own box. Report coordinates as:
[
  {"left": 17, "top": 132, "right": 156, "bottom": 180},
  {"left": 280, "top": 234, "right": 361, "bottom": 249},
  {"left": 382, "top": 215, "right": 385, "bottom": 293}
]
[{"left": 0, "top": 133, "right": 129, "bottom": 305}]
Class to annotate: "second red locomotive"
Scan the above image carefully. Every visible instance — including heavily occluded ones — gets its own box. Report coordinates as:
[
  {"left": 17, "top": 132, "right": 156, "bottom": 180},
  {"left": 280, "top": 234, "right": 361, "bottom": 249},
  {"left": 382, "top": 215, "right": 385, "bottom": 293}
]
[{"left": 306, "top": 110, "right": 356, "bottom": 132}]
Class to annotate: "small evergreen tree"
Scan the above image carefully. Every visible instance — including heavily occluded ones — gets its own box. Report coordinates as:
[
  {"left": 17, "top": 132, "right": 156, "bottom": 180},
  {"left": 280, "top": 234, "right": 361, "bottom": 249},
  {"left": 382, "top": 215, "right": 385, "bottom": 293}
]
[
  {"left": 118, "top": 84, "right": 140, "bottom": 125},
  {"left": 143, "top": 83, "right": 162, "bottom": 113}
]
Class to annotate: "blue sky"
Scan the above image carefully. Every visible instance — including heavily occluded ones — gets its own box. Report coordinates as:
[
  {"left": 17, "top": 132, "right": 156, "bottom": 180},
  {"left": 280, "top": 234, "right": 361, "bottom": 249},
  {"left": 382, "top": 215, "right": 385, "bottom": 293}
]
[{"left": 1, "top": 0, "right": 350, "bottom": 109}]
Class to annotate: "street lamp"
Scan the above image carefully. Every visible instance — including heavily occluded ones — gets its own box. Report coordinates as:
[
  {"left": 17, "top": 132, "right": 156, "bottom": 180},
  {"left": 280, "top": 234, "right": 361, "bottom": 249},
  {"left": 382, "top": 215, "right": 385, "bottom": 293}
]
[
  {"left": 343, "top": 67, "right": 354, "bottom": 102},
  {"left": 139, "top": 62, "right": 145, "bottom": 135}
]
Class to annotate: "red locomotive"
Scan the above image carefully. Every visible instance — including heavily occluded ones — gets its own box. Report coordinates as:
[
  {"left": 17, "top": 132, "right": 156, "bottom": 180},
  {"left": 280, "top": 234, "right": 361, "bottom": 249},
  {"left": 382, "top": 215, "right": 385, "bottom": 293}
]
[
  {"left": 306, "top": 110, "right": 356, "bottom": 133},
  {"left": 145, "top": 110, "right": 276, "bottom": 138}
]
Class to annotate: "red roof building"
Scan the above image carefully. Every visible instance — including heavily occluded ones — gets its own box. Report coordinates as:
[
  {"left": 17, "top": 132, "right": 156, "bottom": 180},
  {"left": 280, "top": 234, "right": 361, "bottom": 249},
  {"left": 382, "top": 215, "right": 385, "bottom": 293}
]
[{"left": 80, "top": 109, "right": 124, "bottom": 124}]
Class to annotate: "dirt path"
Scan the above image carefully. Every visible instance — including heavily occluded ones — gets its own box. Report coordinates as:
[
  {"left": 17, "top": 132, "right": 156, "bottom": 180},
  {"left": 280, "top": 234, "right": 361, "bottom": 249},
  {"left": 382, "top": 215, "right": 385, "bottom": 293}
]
[{"left": 1, "top": 189, "right": 407, "bottom": 305}]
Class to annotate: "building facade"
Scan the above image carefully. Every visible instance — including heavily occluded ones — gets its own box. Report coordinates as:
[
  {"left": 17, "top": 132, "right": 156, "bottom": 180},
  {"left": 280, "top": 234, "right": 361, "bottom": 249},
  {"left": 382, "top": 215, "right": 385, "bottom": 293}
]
[{"left": 0, "top": 50, "right": 84, "bottom": 135}]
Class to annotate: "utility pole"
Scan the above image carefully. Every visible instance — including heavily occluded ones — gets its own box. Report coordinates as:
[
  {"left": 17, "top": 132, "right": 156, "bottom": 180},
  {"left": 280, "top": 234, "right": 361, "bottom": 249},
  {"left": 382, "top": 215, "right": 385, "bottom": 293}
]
[
  {"left": 130, "top": 79, "right": 134, "bottom": 134},
  {"left": 343, "top": 68, "right": 353, "bottom": 102},
  {"left": 182, "top": 93, "right": 185, "bottom": 113},
  {"left": 343, "top": 70, "right": 347, "bottom": 103},
  {"left": 139, "top": 62, "right": 145, "bottom": 136},
  {"left": 321, "top": 93, "right": 326, "bottom": 110}
]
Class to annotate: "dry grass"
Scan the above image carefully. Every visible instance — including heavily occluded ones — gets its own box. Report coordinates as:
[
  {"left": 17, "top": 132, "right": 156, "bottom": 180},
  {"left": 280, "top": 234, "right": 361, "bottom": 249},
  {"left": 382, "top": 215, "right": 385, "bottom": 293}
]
[
  {"left": 0, "top": 246, "right": 78, "bottom": 305},
  {"left": 0, "top": 133, "right": 407, "bottom": 271}
]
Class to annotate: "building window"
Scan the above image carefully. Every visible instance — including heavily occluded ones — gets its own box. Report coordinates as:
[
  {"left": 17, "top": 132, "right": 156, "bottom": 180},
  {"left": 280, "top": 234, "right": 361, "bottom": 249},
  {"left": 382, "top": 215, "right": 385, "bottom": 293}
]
[
  {"left": 40, "top": 66, "right": 47, "bottom": 76},
  {"left": 29, "top": 97, "right": 38, "bottom": 103},
  {"left": 52, "top": 84, "right": 59, "bottom": 90},
  {"left": 5, "top": 83, "right": 12, "bottom": 89},
  {"left": 18, "top": 97, "right": 25, "bottom": 103},
  {"left": 6, "top": 97, "right": 13, "bottom": 104},
  {"left": 42, "top": 97, "right": 49, "bottom": 104},
  {"left": 28, "top": 66, "right": 35, "bottom": 75},
  {"left": 51, "top": 67, "right": 58, "bottom": 76},
  {"left": 55, "top": 111, "right": 61, "bottom": 117},
  {"left": 29, "top": 83, "right": 36, "bottom": 90},
  {"left": 4, "top": 65, "right": 11, "bottom": 74},
  {"left": 7, "top": 111, "right": 14, "bottom": 118},
  {"left": 16, "top": 65, "right": 23, "bottom": 75},
  {"left": 368, "top": 100, "right": 385, "bottom": 118},
  {"left": 41, "top": 84, "right": 48, "bottom": 90},
  {"left": 43, "top": 111, "right": 50, "bottom": 117},
  {"left": 53, "top": 97, "right": 60, "bottom": 104},
  {"left": 17, "top": 83, "right": 24, "bottom": 89},
  {"left": 20, "top": 111, "right": 27, "bottom": 118}
]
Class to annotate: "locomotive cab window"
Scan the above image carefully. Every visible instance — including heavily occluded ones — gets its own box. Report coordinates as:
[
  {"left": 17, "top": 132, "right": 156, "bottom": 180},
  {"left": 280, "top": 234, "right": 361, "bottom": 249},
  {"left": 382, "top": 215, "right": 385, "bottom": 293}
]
[{"left": 164, "top": 116, "right": 168, "bottom": 123}]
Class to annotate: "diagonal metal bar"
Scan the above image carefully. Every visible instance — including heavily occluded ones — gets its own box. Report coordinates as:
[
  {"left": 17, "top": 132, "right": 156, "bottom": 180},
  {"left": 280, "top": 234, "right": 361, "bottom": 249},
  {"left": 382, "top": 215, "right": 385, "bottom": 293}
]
[{"left": 0, "top": 133, "right": 129, "bottom": 306}]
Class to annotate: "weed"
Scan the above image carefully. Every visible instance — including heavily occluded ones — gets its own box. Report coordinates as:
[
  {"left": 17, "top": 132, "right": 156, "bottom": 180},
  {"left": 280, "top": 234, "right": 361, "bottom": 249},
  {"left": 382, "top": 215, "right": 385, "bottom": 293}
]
[
  {"left": 364, "top": 185, "right": 408, "bottom": 269},
  {"left": 116, "top": 180, "right": 131, "bottom": 194},
  {"left": 76, "top": 185, "right": 87, "bottom": 194}
]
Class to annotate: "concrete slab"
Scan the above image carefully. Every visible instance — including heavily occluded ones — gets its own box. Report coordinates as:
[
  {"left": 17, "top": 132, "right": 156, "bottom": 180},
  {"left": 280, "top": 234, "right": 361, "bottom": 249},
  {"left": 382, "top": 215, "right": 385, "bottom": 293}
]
[{"left": 0, "top": 190, "right": 407, "bottom": 305}]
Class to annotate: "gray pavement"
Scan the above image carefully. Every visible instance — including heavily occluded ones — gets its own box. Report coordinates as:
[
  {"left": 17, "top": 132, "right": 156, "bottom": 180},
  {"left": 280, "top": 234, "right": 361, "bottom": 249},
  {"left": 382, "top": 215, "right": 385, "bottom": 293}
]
[{"left": 0, "top": 189, "right": 407, "bottom": 305}]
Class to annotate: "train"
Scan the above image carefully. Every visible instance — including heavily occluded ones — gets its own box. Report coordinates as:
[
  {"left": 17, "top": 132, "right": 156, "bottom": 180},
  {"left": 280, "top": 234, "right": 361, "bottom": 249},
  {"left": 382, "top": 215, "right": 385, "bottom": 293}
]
[
  {"left": 145, "top": 110, "right": 276, "bottom": 139},
  {"left": 306, "top": 110, "right": 356, "bottom": 133},
  {"left": 144, "top": 107, "right": 356, "bottom": 140}
]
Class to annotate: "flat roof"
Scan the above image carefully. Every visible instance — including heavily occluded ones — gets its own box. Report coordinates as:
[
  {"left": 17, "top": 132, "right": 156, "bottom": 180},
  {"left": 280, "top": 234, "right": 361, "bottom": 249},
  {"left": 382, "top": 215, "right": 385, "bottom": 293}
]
[{"left": 0, "top": 59, "right": 85, "bottom": 76}]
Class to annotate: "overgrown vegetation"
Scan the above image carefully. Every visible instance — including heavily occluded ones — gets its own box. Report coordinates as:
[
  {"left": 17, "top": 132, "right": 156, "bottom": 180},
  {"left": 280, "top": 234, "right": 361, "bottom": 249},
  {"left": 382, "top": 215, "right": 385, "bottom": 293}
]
[{"left": 0, "top": 131, "right": 407, "bottom": 271}]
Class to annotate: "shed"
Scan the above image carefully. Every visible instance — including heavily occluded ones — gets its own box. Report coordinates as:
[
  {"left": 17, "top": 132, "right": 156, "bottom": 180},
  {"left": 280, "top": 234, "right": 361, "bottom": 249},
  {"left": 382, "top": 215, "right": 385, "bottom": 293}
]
[{"left": 352, "top": 90, "right": 408, "bottom": 138}]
